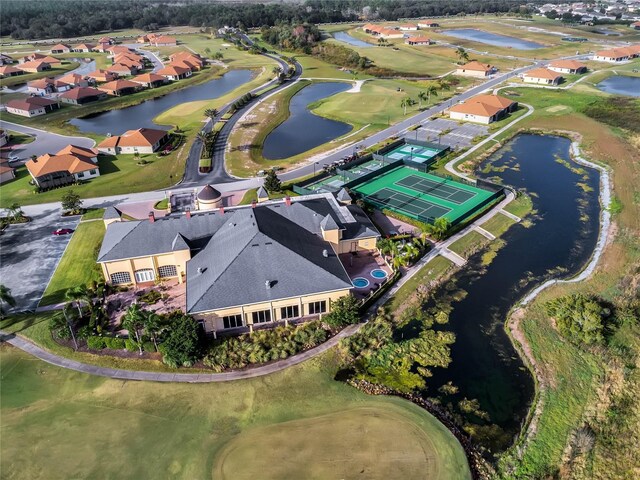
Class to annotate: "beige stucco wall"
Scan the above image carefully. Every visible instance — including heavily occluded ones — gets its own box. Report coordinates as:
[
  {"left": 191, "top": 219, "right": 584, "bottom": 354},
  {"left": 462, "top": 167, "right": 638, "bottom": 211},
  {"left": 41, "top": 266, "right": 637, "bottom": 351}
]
[
  {"left": 101, "top": 249, "right": 191, "bottom": 285},
  {"left": 6, "top": 106, "right": 44, "bottom": 117},
  {"left": 336, "top": 236, "right": 377, "bottom": 254},
  {"left": 523, "top": 76, "right": 559, "bottom": 85},
  {"left": 449, "top": 110, "right": 492, "bottom": 124},
  {"left": 456, "top": 68, "right": 488, "bottom": 78}
]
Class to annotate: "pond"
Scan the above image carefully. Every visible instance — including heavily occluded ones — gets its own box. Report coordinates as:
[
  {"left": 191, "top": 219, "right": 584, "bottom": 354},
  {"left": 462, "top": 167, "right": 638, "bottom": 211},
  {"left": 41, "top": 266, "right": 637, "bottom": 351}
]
[
  {"left": 441, "top": 29, "right": 543, "bottom": 50},
  {"left": 424, "top": 134, "right": 601, "bottom": 444},
  {"left": 596, "top": 75, "right": 640, "bottom": 97},
  {"left": 333, "top": 31, "right": 374, "bottom": 48},
  {"left": 262, "top": 82, "right": 353, "bottom": 160},
  {"left": 69, "top": 69, "right": 254, "bottom": 135}
]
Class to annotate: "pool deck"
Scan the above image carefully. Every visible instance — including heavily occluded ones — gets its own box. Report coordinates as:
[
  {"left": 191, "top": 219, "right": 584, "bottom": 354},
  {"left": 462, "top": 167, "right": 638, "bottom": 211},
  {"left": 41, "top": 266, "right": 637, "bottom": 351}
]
[{"left": 340, "top": 251, "right": 392, "bottom": 299}]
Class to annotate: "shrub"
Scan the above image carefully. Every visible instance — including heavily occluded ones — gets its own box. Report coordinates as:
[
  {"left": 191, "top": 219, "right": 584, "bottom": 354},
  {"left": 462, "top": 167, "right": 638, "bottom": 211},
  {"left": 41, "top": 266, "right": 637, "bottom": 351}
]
[
  {"left": 104, "top": 337, "right": 126, "bottom": 349},
  {"left": 544, "top": 293, "right": 611, "bottom": 345},
  {"left": 142, "top": 341, "right": 156, "bottom": 352},
  {"left": 159, "top": 314, "right": 202, "bottom": 367},
  {"left": 323, "top": 295, "right": 360, "bottom": 327},
  {"left": 87, "top": 336, "right": 107, "bottom": 349},
  {"left": 139, "top": 289, "right": 162, "bottom": 305},
  {"left": 125, "top": 338, "right": 139, "bottom": 352}
]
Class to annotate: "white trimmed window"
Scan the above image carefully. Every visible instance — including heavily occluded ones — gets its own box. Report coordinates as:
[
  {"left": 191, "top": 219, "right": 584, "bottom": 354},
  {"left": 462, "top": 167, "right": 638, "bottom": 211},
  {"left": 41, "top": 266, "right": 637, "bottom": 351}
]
[
  {"left": 134, "top": 269, "right": 155, "bottom": 283},
  {"left": 158, "top": 265, "right": 178, "bottom": 278},
  {"left": 280, "top": 305, "right": 300, "bottom": 320},
  {"left": 110, "top": 272, "right": 131, "bottom": 285},
  {"left": 223, "top": 314, "right": 243, "bottom": 329},
  {"left": 308, "top": 301, "right": 327, "bottom": 315},
  {"left": 251, "top": 310, "right": 271, "bottom": 324}
]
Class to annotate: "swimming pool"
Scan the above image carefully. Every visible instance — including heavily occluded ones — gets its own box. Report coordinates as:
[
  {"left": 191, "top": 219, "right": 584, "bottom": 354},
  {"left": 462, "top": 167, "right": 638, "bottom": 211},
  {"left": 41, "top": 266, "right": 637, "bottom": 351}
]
[{"left": 352, "top": 277, "right": 370, "bottom": 288}]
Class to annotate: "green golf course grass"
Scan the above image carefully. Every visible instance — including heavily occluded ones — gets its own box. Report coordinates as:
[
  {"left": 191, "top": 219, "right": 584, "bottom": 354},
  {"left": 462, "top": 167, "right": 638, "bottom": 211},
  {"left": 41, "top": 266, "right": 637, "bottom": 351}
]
[{"left": 0, "top": 345, "right": 471, "bottom": 480}]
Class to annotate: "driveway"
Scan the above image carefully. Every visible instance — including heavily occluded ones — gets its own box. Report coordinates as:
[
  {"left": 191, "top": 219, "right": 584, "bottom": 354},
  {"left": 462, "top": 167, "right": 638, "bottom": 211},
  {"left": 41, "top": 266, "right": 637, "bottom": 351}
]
[
  {"left": 0, "top": 120, "right": 95, "bottom": 161},
  {"left": 0, "top": 206, "right": 79, "bottom": 311}
]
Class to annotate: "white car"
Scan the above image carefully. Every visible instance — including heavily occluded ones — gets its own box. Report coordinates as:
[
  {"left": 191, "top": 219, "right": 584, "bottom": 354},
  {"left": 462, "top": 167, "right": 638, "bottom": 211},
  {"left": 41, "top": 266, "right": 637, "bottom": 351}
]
[{"left": 7, "top": 155, "right": 20, "bottom": 163}]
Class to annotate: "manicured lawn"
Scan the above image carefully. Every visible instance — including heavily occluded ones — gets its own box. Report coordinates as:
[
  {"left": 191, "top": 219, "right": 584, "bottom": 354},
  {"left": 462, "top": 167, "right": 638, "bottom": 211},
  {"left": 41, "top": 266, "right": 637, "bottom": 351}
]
[
  {"left": 0, "top": 63, "right": 79, "bottom": 88},
  {"left": 81, "top": 208, "right": 105, "bottom": 220},
  {"left": 448, "top": 230, "right": 486, "bottom": 257},
  {"left": 0, "top": 345, "right": 471, "bottom": 480},
  {"left": 5, "top": 130, "right": 35, "bottom": 145},
  {"left": 481, "top": 213, "right": 516, "bottom": 237},
  {"left": 40, "top": 219, "right": 105, "bottom": 306}
]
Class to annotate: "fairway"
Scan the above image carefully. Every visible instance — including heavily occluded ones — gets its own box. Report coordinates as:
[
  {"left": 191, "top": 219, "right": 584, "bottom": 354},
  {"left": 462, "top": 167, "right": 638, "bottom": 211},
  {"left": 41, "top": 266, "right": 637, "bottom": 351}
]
[
  {"left": 353, "top": 166, "right": 497, "bottom": 225},
  {"left": 0, "top": 346, "right": 471, "bottom": 480}
]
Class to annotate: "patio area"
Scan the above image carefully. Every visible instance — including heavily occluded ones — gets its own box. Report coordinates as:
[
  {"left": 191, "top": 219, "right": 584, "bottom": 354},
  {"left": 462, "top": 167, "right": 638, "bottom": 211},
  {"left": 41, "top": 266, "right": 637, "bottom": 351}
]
[
  {"left": 340, "top": 250, "right": 393, "bottom": 300},
  {"left": 105, "top": 279, "right": 186, "bottom": 333}
]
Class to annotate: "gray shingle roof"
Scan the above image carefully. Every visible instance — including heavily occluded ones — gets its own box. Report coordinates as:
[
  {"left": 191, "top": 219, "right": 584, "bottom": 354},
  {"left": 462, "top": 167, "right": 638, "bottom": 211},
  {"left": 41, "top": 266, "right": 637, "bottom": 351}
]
[
  {"left": 337, "top": 188, "right": 351, "bottom": 202},
  {"left": 320, "top": 214, "right": 339, "bottom": 231},
  {"left": 103, "top": 206, "right": 122, "bottom": 219},
  {"left": 257, "top": 185, "right": 269, "bottom": 199}
]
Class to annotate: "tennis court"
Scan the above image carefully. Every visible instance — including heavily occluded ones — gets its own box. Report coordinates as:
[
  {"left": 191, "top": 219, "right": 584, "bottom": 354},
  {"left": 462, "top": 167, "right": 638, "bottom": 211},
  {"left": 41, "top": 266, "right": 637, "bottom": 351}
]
[
  {"left": 352, "top": 166, "right": 497, "bottom": 225},
  {"left": 304, "top": 175, "right": 346, "bottom": 193},
  {"left": 346, "top": 159, "right": 385, "bottom": 176},
  {"left": 384, "top": 144, "right": 445, "bottom": 164}
]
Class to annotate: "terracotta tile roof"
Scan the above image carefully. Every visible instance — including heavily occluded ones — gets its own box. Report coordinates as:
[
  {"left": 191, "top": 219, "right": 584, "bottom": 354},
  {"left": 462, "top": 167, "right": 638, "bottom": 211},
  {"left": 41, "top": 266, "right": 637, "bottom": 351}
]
[
  {"left": 57, "top": 144, "right": 99, "bottom": 157},
  {"left": 131, "top": 73, "right": 166, "bottom": 84},
  {"left": 469, "top": 94, "right": 515, "bottom": 109},
  {"left": 57, "top": 73, "right": 87, "bottom": 85},
  {"left": 7, "top": 97, "right": 58, "bottom": 112},
  {"left": 27, "top": 153, "right": 96, "bottom": 177},
  {"left": 51, "top": 43, "right": 71, "bottom": 51},
  {"left": 0, "top": 65, "right": 21, "bottom": 75},
  {"left": 99, "top": 37, "right": 114, "bottom": 43},
  {"left": 97, "top": 128, "right": 168, "bottom": 149},
  {"left": 59, "top": 87, "right": 104, "bottom": 100},
  {"left": 458, "top": 60, "right": 493, "bottom": 72},
  {"left": 106, "top": 64, "right": 136, "bottom": 74},
  {"left": 594, "top": 45, "right": 640, "bottom": 58},
  {"left": 549, "top": 59, "right": 586, "bottom": 70},
  {"left": 19, "top": 60, "right": 51, "bottom": 70},
  {"left": 157, "top": 65, "right": 190, "bottom": 76},
  {"left": 170, "top": 60, "right": 197, "bottom": 71},
  {"left": 87, "top": 69, "right": 117, "bottom": 80},
  {"left": 98, "top": 79, "right": 139, "bottom": 92},
  {"left": 151, "top": 35, "right": 177, "bottom": 45},
  {"left": 406, "top": 36, "right": 431, "bottom": 43},
  {"left": 524, "top": 67, "right": 562, "bottom": 80},
  {"left": 27, "top": 77, "right": 55, "bottom": 89},
  {"left": 108, "top": 46, "right": 133, "bottom": 55},
  {"left": 0, "top": 162, "right": 14, "bottom": 175},
  {"left": 449, "top": 94, "right": 515, "bottom": 118},
  {"left": 73, "top": 43, "right": 96, "bottom": 51}
]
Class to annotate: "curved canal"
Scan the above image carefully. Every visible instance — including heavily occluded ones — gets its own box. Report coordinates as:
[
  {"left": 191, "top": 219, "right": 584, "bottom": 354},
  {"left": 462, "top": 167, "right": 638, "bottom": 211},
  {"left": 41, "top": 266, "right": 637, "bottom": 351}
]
[
  {"left": 262, "top": 82, "right": 353, "bottom": 160},
  {"left": 426, "top": 134, "right": 601, "bottom": 444},
  {"left": 69, "top": 69, "right": 254, "bottom": 135}
]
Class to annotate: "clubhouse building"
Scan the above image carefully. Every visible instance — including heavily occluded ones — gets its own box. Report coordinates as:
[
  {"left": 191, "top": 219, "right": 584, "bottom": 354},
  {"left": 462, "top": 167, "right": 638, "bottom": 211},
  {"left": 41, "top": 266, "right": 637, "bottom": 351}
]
[
  {"left": 98, "top": 193, "right": 380, "bottom": 334},
  {"left": 449, "top": 94, "right": 517, "bottom": 124}
]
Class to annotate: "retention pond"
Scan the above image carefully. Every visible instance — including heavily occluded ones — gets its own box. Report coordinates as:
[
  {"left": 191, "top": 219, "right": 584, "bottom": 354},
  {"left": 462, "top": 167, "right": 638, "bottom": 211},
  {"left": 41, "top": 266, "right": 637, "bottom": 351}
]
[
  {"left": 596, "top": 75, "right": 640, "bottom": 97},
  {"left": 333, "top": 31, "right": 374, "bottom": 48},
  {"left": 424, "top": 134, "right": 601, "bottom": 444},
  {"left": 262, "top": 82, "right": 352, "bottom": 160},
  {"left": 441, "top": 29, "right": 543, "bottom": 50},
  {"left": 69, "top": 69, "right": 254, "bottom": 135}
]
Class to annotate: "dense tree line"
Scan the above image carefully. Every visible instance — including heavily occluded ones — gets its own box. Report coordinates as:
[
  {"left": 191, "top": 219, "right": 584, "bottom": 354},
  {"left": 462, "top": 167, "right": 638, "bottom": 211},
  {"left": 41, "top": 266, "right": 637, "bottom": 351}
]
[{"left": 2, "top": 0, "right": 544, "bottom": 40}]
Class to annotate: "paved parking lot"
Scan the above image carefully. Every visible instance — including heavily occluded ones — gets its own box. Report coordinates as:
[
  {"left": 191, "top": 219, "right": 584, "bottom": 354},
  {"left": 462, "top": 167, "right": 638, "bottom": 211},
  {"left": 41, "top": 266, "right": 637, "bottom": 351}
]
[
  {"left": 416, "top": 118, "right": 489, "bottom": 150},
  {"left": 0, "top": 206, "right": 79, "bottom": 311}
]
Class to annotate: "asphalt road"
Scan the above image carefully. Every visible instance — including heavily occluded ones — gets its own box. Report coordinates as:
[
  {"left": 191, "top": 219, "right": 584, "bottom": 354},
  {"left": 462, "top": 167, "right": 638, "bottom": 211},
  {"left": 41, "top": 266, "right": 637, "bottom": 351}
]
[{"left": 0, "top": 120, "right": 96, "bottom": 161}]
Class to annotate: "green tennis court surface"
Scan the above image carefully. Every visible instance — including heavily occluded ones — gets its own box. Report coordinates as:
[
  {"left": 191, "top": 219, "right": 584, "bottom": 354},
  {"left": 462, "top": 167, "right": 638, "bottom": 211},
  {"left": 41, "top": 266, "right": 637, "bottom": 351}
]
[
  {"left": 305, "top": 175, "right": 346, "bottom": 193},
  {"left": 384, "top": 144, "right": 445, "bottom": 164},
  {"left": 353, "top": 166, "right": 496, "bottom": 225}
]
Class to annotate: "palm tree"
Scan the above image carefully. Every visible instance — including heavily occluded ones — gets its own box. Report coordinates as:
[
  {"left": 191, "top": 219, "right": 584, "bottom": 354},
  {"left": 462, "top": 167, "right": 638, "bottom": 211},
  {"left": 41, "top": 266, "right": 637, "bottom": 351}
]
[
  {"left": 51, "top": 304, "right": 79, "bottom": 350},
  {"left": 438, "top": 78, "right": 452, "bottom": 92},
  {"left": 417, "top": 91, "right": 427, "bottom": 109},
  {"left": 0, "top": 284, "right": 16, "bottom": 318},
  {"left": 204, "top": 47, "right": 211, "bottom": 56},
  {"left": 426, "top": 84, "right": 438, "bottom": 105},
  {"left": 65, "top": 285, "right": 92, "bottom": 317},
  {"left": 271, "top": 65, "right": 282, "bottom": 76},
  {"left": 456, "top": 47, "right": 469, "bottom": 64},
  {"left": 196, "top": 131, "right": 208, "bottom": 144},
  {"left": 7, "top": 203, "right": 23, "bottom": 222},
  {"left": 377, "top": 37, "right": 387, "bottom": 46},
  {"left": 122, "top": 303, "right": 146, "bottom": 355},
  {"left": 143, "top": 311, "right": 163, "bottom": 352},
  {"left": 400, "top": 96, "right": 411, "bottom": 116},
  {"left": 203, "top": 108, "right": 218, "bottom": 120}
]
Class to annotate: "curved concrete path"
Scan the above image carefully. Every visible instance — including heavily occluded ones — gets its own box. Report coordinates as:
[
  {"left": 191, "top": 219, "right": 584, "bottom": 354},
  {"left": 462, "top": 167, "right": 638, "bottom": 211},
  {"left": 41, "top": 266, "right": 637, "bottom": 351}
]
[{"left": 0, "top": 324, "right": 361, "bottom": 382}]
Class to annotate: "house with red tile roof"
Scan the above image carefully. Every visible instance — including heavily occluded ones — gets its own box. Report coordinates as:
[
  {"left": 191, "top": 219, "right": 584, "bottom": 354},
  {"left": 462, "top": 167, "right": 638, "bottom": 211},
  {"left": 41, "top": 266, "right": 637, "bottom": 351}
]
[
  {"left": 107, "top": 45, "right": 133, "bottom": 56},
  {"left": 405, "top": 36, "right": 432, "bottom": 46},
  {"left": 523, "top": 67, "right": 563, "bottom": 85},
  {"left": 548, "top": 59, "right": 587, "bottom": 74},
  {"left": 99, "top": 37, "right": 115, "bottom": 45},
  {"left": 6, "top": 97, "right": 60, "bottom": 117},
  {"left": 113, "top": 56, "right": 143, "bottom": 72},
  {"left": 18, "top": 60, "right": 51, "bottom": 73},
  {"left": 50, "top": 43, "right": 72, "bottom": 54},
  {"left": 57, "top": 72, "right": 92, "bottom": 87},
  {"left": 398, "top": 24, "right": 418, "bottom": 31},
  {"left": 87, "top": 69, "right": 118, "bottom": 83},
  {"left": 456, "top": 60, "right": 496, "bottom": 78},
  {"left": 0, "top": 160, "right": 15, "bottom": 185},
  {"left": 449, "top": 94, "right": 517, "bottom": 124},
  {"left": 27, "top": 77, "right": 74, "bottom": 94},
  {"left": 93, "top": 43, "right": 112, "bottom": 53},
  {"left": 131, "top": 73, "right": 167, "bottom": 88},
  {"left": 632, "top": 22, "right": 640, "bottom": 30},
  {"left": 0, "top": 65, "right": 23, "bottom": 78},
  {"left": 18, "top": 53, "right": 61, "bottom": 65},
  {"left": 59, "top": 87, "right": 107, "bottom": 105},
  {"left": 72, "top": 43, "right": 96, "bottom": 53},
  {"left": 157, "top": 65, "right": 191, "bottom": 80},
  {"left": 106, "top": 63, "right": 138, "bottom": 76},
  {"left": 418, "top": 21, "right": 440, "bottom": 28},
  {"left": 97, "top": 128, "right": 170, "bottom": 154},
  {"left": 26, "top": 144, "right": 100, "bottom": 189},
  {"left": 593, "top": 45, "right": 640, "bottom": 62},
  {"left": 98, "top": 79, "right": 141, "bottom": 96}
]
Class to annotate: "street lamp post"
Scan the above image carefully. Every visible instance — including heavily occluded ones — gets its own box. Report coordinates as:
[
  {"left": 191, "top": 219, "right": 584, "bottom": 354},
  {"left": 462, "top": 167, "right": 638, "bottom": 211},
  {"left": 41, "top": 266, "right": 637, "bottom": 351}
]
[{"left": 415, "top": 125, "right": 421, "bottom": 141}]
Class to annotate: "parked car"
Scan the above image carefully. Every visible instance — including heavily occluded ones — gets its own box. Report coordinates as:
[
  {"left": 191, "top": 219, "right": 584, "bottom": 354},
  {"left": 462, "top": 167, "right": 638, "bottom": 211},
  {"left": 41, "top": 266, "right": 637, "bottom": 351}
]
[
  {"left": 52, "top": 228, "right": 74, "bottom": 236},
  {"left": 8, "top": 155, "right": 20, "bottom": 163}
]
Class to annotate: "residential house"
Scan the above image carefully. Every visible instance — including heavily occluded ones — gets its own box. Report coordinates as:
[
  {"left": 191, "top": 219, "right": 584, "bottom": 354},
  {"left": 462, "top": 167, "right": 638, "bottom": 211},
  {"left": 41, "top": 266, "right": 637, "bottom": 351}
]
[
  {"left": 5, "top": 97, "right": 60, "bottom": 117},
  {"left": 57, "top": 72, "right": 92, "bottom": 87},
  {"left": 97, "top": 192, "right": 380, "bottom": 335},
  {"left": 417, "top": 21, "right": 440, "bottom": 28},
  {"left": 27, "top": 77, "right": 65, "bottom": 94},
  {"left": 0, "top": 65, "right": 23, "bottom": 78},
  {"left": 59, "top": 87, "right": 107, "bottom": 105},
  {"left": 72, "top": 43, "right": 96, "bottom": 53},
  {"left": 169, "top": 51, "right": 204, "bottom": 70},
  {"left": 114, "top": 53, "right": 145, "bottom": 69},
  {"left": 50, "top": 43, "right": 71, "bottom": 54},
  {"left": 99, "top": 37, "right": 115, "bottom": 45},
  {"left": 150, "top": 34, "right": 177, "bottom": 46},
  {"left": 87, "top": 69, "right": 118, "bottom": 83},
  {"left": 106, "top": 64, "right": 137, "bottom": 76},
  {"left": 405, "top": 36, "right": 432, "bottom": 46},
  {"left": 631, "top": 21, "right": 640, "bottom": 30},
  {"left": 398, "top": 24, "right": 418, "bottom": 31},
  {"left": 456, "top": 60, "right": 496, "bottom": 77},
  {"left": 0, "top": 54, "right": 14, "bottom": 65},
  {"left": 548, "top": 59, "right": 587, "bottom": 74},
  {"left": 98, "top": 79, "right": 141, "bottom": 96},
  {"left": 157, "top": 65, "right": 191, "bottom": 81},
  {"left": 449, "top": 94, "right": 518, "bottom": 124},
  {"left": 26, "top": 144, "right": 100, "bottom": 189},
  {"left": 523, "top": 67, "right": 563, "bottom": 85},
  {"left": 18, "top": 60, "right": 51, "bottom": 73},
  {"left": 593, "top": 45, "right": 640, "bottom": 62},
  {"left": 19, "top": 53, "right": 61, "bottom": 65},
  {"left": 97, "top": 128, "right": 170, "bottom": 154},
  {"left": 0, "top": 161, "right": 15, "bottom": 184},
  {"left": 93, "top": 43, "right": 112, "bottom": 53},
  {"left": 131, "top": 73, "right": 167, "bottom": 88}
]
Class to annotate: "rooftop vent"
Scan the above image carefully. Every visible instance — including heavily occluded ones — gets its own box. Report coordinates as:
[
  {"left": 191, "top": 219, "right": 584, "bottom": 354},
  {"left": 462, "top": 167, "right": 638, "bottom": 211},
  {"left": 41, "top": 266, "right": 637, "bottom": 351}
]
[
  {"left": 265, "top": 280, "right": 272, "bottom": 289},
  {"left": 322, "top": 249, "right": 329, "bottom": 258},
  {"left": 197, "top": 267, "right": 203, "bottom": 274}
]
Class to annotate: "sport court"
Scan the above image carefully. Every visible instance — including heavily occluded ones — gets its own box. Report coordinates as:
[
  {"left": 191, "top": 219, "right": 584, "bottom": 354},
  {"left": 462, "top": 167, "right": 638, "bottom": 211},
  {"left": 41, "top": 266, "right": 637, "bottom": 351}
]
[
  {"left": 384, "top": 143, "right": 445, "bottom": 164},
  {"left": 352, "top": 166, "right": 496, "bottom": 225}
]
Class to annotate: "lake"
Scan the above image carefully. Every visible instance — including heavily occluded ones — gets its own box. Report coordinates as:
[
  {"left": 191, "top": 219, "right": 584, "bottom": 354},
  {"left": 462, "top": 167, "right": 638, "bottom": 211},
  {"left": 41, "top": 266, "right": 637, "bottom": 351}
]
[
  {"left": 425, "top": 134, "right": 601, "bottom": 445},
  {"left": 596, "top": 75, "right": 640, "bottom": 97},
  {"left": 262, "top": 82, "right": 353, "bottom": 160},
  {"left": 69, "top": 69, "right": 254, "bottom": 135},
  {"left": 333, "top": 31, "right": 374, "bottom": 48},
  {"left": 442, "top": 29, "right": 543, "bottom": 50}
]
